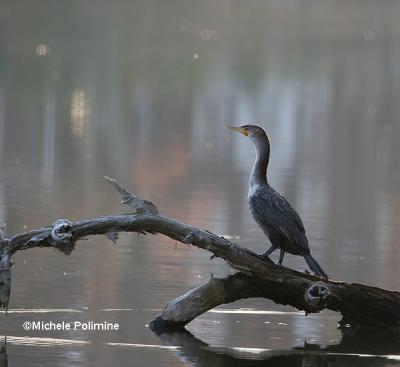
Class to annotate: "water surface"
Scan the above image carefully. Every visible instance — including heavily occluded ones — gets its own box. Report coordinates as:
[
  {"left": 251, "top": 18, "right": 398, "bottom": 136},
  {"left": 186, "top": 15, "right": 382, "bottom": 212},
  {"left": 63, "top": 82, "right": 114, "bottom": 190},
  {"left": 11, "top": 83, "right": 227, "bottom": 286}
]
[{"left": 1, "top": 1, "right": 400, "bottom": 366}]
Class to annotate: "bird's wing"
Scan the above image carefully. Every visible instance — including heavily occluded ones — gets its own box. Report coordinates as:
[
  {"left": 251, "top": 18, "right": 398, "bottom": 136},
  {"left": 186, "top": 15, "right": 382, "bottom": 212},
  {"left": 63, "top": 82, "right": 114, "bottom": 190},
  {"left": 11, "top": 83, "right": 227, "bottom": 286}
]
[
  {"left": 250, "top": 188, "right": 308, "bottom": 248},
  {"left": 272, "top": 191, "right": 306, "bottom": 235}
]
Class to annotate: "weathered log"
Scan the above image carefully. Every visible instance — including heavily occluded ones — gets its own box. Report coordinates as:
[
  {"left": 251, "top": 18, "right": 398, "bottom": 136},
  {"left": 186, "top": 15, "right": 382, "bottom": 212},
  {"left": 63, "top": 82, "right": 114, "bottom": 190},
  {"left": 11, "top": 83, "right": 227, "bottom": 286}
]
[
  {"left": 0, "top": 177, "right": 399, "bottom": 331},
  {"left": 148, "top": 273, "right": 331, "bottom": 332},
  {"left": 148, "top": 270, "right": 400, "bottom": 332}
]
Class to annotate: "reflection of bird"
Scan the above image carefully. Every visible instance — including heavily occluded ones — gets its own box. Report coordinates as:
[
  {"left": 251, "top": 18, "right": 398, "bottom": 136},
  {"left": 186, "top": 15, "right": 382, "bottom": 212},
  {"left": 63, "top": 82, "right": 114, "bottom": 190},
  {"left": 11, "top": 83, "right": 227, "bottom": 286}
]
[{"left": 228, "top": 125, "right": 328, "bottom": 279}]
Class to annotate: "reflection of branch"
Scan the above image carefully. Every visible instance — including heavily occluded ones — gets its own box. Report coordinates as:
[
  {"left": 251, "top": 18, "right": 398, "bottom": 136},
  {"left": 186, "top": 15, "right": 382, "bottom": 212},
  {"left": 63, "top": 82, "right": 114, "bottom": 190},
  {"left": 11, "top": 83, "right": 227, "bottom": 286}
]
[
  {"left": 321, "top": 328, "right": 400, "bottom": 355},
  {"left": 1, "top": 178, "right": 400, "bottom": 331},
  {"left": 0, "top": 338, "right": 7, "bottom": 367},
  {"left": 155, "top": 328, "right": 400, "bottom": 367}
]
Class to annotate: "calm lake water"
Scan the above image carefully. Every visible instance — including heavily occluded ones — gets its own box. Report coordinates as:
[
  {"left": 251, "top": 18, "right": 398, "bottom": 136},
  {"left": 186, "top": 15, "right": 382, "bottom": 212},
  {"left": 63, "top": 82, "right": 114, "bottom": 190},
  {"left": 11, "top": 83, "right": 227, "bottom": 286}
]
[{"left": 1, "top": 1, "right": 400, "bottom": 366}]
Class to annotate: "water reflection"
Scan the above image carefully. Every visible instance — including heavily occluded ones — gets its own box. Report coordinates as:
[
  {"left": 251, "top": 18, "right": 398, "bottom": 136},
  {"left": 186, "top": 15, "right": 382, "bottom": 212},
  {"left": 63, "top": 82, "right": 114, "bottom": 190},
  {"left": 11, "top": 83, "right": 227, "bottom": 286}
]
[
  {"left": 0, "top": 339, "right": 6, "bottom": 367},
  {"left": 155, "top": 328, "right": 400, "bottom": 367},
  {"left": 0, "top": 327, "right": 398, "bottom": 367}
]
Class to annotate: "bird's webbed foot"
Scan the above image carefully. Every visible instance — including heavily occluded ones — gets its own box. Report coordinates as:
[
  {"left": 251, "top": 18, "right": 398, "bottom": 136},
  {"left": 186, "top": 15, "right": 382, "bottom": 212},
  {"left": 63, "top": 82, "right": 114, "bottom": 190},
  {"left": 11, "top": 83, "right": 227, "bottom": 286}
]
[{"left": 261, "top": 245, "right": 277, "bottom": 259}]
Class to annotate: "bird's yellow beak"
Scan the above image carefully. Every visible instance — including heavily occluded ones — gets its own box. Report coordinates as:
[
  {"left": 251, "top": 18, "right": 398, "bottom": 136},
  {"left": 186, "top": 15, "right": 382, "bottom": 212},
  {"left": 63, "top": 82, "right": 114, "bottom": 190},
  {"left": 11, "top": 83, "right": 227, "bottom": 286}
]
[{"left": 226, "top": 126, "right": 249, "bottom": 136}]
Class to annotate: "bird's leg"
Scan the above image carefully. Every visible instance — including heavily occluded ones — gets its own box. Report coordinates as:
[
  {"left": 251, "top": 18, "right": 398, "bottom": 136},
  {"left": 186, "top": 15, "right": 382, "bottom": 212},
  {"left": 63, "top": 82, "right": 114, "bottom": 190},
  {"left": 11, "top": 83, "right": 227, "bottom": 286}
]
[
  {"left": 261, "top": 245, "right": 276, "bottom": 258},
  {"left": 277, "top": 249, "right": 285, "bottom": 266}
]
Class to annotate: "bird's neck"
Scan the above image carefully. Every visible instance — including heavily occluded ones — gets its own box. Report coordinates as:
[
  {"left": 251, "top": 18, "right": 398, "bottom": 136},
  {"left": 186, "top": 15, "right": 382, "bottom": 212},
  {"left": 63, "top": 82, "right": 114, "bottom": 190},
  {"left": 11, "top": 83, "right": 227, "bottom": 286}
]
[{"left": 250, "top": 136, "right": 270, "bottom": 188}]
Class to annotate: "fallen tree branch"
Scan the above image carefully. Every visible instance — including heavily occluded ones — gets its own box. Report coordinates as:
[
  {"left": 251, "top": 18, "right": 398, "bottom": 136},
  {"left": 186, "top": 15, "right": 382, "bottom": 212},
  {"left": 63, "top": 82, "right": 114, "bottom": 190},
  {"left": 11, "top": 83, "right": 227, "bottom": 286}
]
[
  {"left": 148, "top": 272, "right": 318, "bottom": 331},
  {"left": 0, "top": 177, "right": 399, "bottom": 331},
  {"left": 148, "top": 270, "right": 400, "bottom": 332}
]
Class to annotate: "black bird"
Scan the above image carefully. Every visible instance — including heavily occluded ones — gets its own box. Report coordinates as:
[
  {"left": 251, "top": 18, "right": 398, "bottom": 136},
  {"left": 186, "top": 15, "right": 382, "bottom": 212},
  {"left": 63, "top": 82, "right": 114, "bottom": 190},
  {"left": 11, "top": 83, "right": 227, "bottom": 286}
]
[{"left": 227, "top": 124, "right": 328, "bottom": 279}]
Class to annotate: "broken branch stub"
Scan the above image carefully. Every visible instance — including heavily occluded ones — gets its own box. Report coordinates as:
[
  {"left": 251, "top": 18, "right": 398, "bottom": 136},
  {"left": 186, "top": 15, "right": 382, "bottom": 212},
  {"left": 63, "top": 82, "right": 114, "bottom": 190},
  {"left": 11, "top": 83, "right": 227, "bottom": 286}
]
[{"left": 104, "top": 176, "right": 159, "bottom": 214}]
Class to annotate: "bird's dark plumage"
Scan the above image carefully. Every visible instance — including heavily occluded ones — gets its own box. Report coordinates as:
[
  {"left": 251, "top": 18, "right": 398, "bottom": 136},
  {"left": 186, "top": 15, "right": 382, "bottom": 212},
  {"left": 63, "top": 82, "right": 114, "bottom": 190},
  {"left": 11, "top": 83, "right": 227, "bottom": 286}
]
[
  {"left": 249, "top": 185, "right": 308, "bottom": 255},
  {"left": 228, "top": 124, "right": 328, "bottom": 279}
]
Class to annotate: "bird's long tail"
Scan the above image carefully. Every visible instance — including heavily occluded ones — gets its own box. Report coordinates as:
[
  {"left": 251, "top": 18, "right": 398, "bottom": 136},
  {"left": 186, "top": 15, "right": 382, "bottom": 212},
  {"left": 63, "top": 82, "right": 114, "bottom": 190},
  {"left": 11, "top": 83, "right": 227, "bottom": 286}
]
[{"left": 304, "top": 254, "right": 328, "bottom": 280}]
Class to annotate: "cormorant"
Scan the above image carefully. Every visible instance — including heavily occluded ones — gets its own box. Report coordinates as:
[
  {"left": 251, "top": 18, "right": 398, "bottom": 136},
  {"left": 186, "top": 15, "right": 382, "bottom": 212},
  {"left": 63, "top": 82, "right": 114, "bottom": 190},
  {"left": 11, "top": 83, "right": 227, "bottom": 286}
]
[{"left": 227, "top": 124, "right": 328, "bottom": 279}]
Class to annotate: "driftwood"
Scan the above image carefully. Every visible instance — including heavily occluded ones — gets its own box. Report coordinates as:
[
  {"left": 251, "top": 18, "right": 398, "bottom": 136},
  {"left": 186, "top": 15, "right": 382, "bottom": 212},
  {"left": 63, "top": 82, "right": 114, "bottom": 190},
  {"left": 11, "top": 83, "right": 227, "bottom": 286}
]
[{"left": 0, "top": 177, "right": 399, "bottom": 332}]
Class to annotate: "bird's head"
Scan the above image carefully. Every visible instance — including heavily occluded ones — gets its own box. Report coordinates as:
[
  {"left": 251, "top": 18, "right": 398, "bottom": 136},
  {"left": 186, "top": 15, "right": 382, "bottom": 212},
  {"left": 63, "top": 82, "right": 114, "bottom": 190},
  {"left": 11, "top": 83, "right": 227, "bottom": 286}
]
[{"left": 226, "top": 124, "right": 267, "bottom": 140}]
